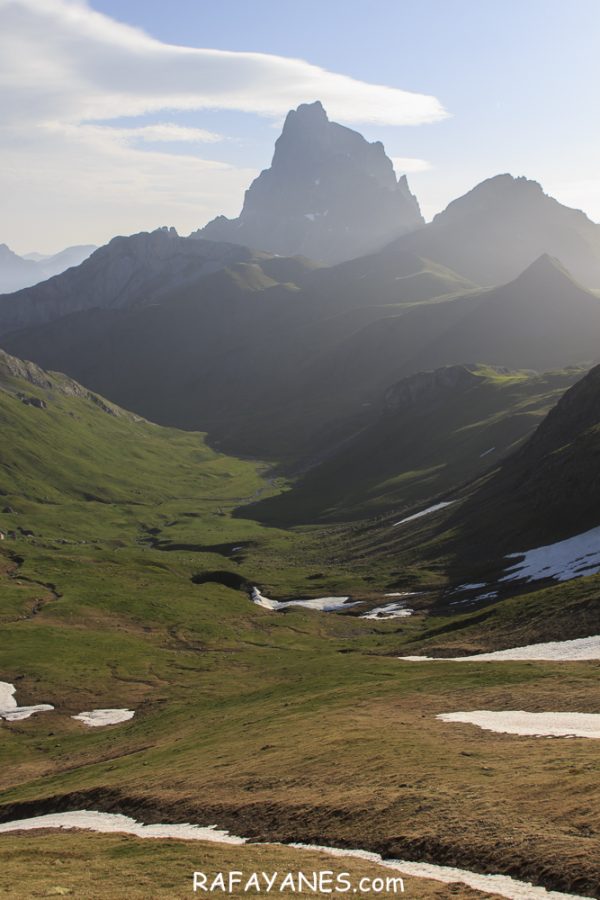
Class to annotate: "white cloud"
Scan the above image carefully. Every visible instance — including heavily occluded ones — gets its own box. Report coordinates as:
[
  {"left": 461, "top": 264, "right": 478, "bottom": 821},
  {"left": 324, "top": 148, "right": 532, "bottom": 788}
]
[
  {"left": 0, "top": 0, "right": 448, "bottom": 252},
  {"left": 0, "top": 0, "right": 448, "bottom": 127},
  {"left": 391, "top": 157, "right": 432, "bottom": 174}
]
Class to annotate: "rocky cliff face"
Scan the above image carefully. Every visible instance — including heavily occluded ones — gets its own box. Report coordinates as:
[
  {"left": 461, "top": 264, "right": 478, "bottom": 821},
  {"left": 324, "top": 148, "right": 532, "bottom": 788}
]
[
  {"left": 196, "top": 101, "right": 424, "bottom": 263},
  {"left": 384, "top": 365, "right": 482, "bottom": 413}
]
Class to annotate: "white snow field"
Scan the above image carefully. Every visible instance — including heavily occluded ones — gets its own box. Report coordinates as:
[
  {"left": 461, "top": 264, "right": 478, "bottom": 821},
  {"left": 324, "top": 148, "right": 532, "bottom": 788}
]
[
  {"left": 251, "top": 587, "right": 359, "bottom": 612},
  {"left": 399, "top": 633, "right": 600, "bottom": 662},
  {"left": 0, "top": 812, "right": 588, "bottom": 900},
  {"left": 72, "top": 709, "right": 135, "bottom": 727},
  {"left": 392, "top": 501, "right": 455, "bottom": 528},
  {"left": 437, "top": 710, "right": 600, "bottom": 739},
  {"left": 501, "top": 525, "right": 600, "bottom": 584},
  {"left": 0, "top": 681, "right": 54, "bottom": 721}
]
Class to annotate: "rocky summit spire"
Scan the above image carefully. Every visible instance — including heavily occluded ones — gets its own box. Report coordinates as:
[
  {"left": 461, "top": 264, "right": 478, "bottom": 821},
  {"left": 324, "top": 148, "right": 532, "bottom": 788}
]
[{"left": 195, "top": 101, "right": 424, "bottom": 263}]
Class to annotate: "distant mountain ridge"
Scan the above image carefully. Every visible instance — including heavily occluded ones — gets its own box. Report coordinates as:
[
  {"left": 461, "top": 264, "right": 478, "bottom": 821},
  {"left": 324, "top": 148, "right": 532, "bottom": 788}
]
[
  {"left": 0, "top": 242, "right": 96, "bottom": 294},
  {"left": 195, "top": 100, "right": 424, "bottom": 263},
  {"left": 395, "top": 174, "right": 600, "bottom": 287}
]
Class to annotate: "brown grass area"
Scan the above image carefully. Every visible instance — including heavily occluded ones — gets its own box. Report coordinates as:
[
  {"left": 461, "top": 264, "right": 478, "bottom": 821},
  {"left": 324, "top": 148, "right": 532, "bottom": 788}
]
[{"left": 0, "top": 831, "right": 493, "bottom": 899}]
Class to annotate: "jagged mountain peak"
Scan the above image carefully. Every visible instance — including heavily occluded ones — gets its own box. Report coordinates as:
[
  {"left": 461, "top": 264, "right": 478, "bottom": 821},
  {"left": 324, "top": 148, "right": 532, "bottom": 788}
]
[{"left": 196, "top": 101, "right": 424, "bottom": 263}]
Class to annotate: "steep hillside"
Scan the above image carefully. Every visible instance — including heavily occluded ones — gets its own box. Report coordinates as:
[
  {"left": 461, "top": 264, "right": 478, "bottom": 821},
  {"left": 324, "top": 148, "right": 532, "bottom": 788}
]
[
  {"left": 451, "top": 361, "right": 600, "bottom": 556},
  {"left": 0, "top": 349, "right": 266, "bottom": 523},
  {"left": 246, "top": 365, "right": 582, "bottom": 523},
  {"left": 396, "top": 174, "right": 600, "bottom": 287},
  {"left": 196, "top": 101, "right": 424, "bottom": 262}
]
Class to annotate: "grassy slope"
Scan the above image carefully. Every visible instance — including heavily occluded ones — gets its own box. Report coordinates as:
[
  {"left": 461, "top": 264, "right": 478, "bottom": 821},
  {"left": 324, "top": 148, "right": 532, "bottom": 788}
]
[
  {"left": 246, "top": 365, "right": 583, "bottom": 524},
  {"left": 0, "top": 831, "right": 489, "bottom": 899},
  {"left": 1, "top": 356, "right": 600, "bottom": 897}
]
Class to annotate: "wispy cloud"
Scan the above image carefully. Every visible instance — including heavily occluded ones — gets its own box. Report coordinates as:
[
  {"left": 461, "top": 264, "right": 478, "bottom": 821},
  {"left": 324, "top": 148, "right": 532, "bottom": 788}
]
[
  {"left": 0, "top": 0, "right": 448, "bottom": 127},
  {"left": 0, "top": 0, "right": 448, "bottom": 251}
]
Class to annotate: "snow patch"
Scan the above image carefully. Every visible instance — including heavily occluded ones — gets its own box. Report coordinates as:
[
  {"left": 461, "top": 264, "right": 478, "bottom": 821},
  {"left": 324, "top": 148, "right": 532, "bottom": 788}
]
[
  {"left": 0, "top": 681, "right": 53, "bottom": 721},
  {"left": 0, "top": 812, "right": 587, "bottom": 900},
  {"left": 393, "top": 501, "right": 455, "bottom": 528},
  {"left": 0, "top": 811, "right": 245, "bottom": 844},
  {"left": 291, "top": 843, "right": 587, "bottom": 900},
  {"left": 500, "top": 526, "right": 600, "bottom": 584},
  {"left": 72, "top": 709, "right": 135, "bottom": 727},
  {"left": 457, "top": 583, "right": 487, "bottom": 591},
  {"left": 251, "top": 588, "right": 359, "bottom": 613},
  {"left": 399, "top": 633, "right": 600, "bottom": 661},
  {"left": 438, "top": 710, "right": 600, "bottom": 740}
]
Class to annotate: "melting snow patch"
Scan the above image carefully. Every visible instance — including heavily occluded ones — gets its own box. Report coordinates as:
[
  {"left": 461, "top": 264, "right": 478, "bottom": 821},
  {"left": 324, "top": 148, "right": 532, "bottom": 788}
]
[
  {"left": 361, "top": 602, "right": 413, "bottom": 620},
  {"left": 72, "top": 709, "right": 135, "bottom": 727},
  {"left": 399, "top": 633, "right": 600, "bottom": 661},
  {"left": 251, "top": 588, "right": 359, "bottom": 613},
  {"left": 0, "top": 812, "right": 588, "bottom": 899},
  {"left": 289, "top": 844, "right": 586, "bottom": 900},
  {"left": 0, "top": 811, "right": 246, "bottom": 844},
  {"left": 393, "top": 501, "right": 455, "bottom": 528},
  {"left": 438, "top": 710, "right": 600, "bottom": 740},
  {"left": 0, "top": 681, "right": 53, "bottom": 721},
  {"left": 500, "top": 526, "right": 600, "bottom": 584}
]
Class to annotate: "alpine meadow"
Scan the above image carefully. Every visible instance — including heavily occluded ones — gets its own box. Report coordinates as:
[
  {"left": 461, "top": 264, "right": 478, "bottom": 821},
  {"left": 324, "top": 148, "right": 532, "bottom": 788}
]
[{"left": 1, "top": 2, "right": 600, "bottom": 899}]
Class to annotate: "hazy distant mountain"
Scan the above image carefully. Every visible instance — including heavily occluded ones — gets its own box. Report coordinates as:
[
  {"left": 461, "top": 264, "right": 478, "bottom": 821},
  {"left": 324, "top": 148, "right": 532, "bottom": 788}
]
[
  {"left": 396, "top": 174, "right": 600, "bottom": 288},
  {"left": 0, "top": 243, "right": 96, "bottom": 294},
  {"left": 0, "top": 245, "right": 480, "bottom": 463},
  {"left": 4, "top": 246, "right": 598, "bottom": 469},
  {"left": 0, "top": 228, "right": 268, "bottom": 336},
  {"left": 406, "top": 254, "right": 600, "bottom": 373},
  {"left": 0, "top": 244, "right": 38, "bottom": 294},
  {"left": 195, "top": 101, "right": 424, "bottom": 263}
]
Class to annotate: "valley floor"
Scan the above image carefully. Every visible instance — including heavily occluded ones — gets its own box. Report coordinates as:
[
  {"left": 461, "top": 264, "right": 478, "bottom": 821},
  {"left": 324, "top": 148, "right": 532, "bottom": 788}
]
[{"left": 0, "top": 386, "right": 599, "bottom": 898}]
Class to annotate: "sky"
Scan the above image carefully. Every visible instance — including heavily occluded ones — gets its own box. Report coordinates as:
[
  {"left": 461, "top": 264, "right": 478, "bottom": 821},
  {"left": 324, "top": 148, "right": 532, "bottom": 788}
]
[{"left": 1, "top": 0, "right": 599, "bottom": 254}]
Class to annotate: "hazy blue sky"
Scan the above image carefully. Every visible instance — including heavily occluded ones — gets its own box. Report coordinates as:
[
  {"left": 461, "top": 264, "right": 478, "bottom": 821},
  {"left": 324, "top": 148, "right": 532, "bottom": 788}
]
[{"left": 1, "top": 0, "right": 599, "bottom": 252}]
